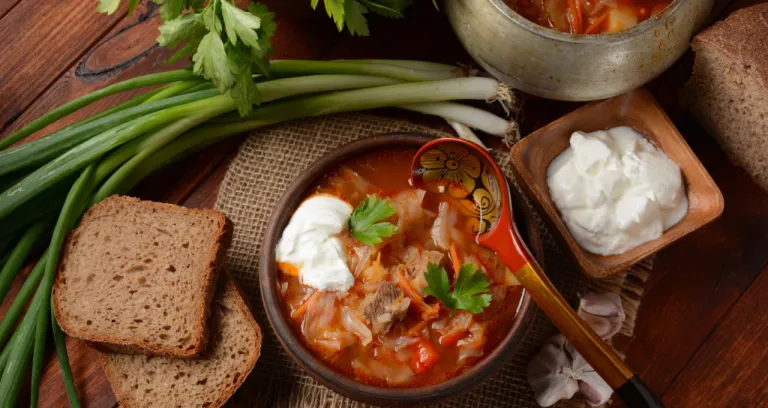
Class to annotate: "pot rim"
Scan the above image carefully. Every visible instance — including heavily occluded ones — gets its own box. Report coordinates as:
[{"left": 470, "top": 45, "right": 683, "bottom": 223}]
[
  {"left": 259, "top": 133, "right": 537, "bottom": 405},
  {"left": 486, "top": 0, "right": 684, "bottom": 43}
]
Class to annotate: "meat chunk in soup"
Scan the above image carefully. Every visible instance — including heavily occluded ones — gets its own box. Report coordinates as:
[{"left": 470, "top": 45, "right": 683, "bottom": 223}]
[
  {"left": 361, "top": 282, "right": 412, "bottom": 334},
  {"left": 397, "top": 247, "right": 444, "bottom": 294}
]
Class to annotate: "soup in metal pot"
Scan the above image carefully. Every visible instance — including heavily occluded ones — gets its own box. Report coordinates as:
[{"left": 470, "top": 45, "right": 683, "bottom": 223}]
[{"left": 505, "top": 0, "right": 671, "bottom": 34}]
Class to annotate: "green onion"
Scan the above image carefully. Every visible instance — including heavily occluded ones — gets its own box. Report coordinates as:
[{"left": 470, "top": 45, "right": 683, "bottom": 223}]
[
  {"left": 92, "top": 99, "right": 237, "bottom": 204},
  {"left": 258, "top": 75, "right": 401, "bottom": 103},
  {"left": 0, "top": 89, "right": 219, "bottom": 177},
  {"left": 0, "top": 70, "right": 198, "bottom": 150},
  {"left": 397, "top": 102, "right": 512, "bottom": 137},
  {"left": 0, "top": 277, "right": 45, "bottom": 407},
  {"left": 77, "top": 85, "right": 170, "bottom": 126},
  {"left": 446, "top": 120, "right": 488, "bottom": 149},
  {"left": 207, "top": 77, "right": 509, "bottom": 134},
  {"left": 1, "top": 178, "right": 72, "bottom": 238},
  {"left": 333, "top": 59, "right": 460, "bottom": 72},
  {"left": 179, "top": 82, "right": 216, "bottom": 95},
  {"left": 51, "top": 296, "right": 80, "bottom": 408},
  {"left": 0, "top": 296, "right": 38, "bottom": 374},
  {"left": 143, "top": 80, "right": 203, "bottom": 104},
  {"left": 31, "top": 165, "right": 96, "bottom": 407},
  {"left": 0, "top": 251, "right": 48, "bottom": 350},
  {"left": 267, "top": 60, "right": 464, "bottom": 81},
  {"left": 0, "top": 94, "right": 233, "bottom": 220},
  {"left": 114, "top": 126, "right": 233, "bottom": 195},
  {"left": 211, "top": 75, "right": 403, "bottom": 124},
  {"left": 0, "top": 236, "right": 13, "bottom": 261},
  {"left": 0, "top": 219, "right": 48, "bottom": 304}
]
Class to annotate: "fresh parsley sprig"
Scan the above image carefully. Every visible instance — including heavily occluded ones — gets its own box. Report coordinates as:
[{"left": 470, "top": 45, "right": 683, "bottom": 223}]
[
  {"left": 423, "top": 262, "right": 492, "bottom": 314},
  {"left": 309, "top": 0, "right": 438, "bottom": 36},
  {"left": 349, "top": 194, "right": 398, "bottom": 245},
  {"left": 99, "top": 0, "right": 276, "bottom": 116}
]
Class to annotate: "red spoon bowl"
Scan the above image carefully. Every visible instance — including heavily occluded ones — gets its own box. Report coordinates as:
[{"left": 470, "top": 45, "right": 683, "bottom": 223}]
[{"left": 411, "top": 138, "right": 662, "bottom": 408}]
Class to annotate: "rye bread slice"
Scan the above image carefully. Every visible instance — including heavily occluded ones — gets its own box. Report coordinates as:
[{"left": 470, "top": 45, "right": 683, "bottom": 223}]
[
  {"left": 684, "top": 3, "right": 768, "bottom": 191},
  {"left": 100, "top": 277, "right": 262, "bottom": 408},
  {"left": 53, "top": 195, "right": 228, "bottom": 357}
]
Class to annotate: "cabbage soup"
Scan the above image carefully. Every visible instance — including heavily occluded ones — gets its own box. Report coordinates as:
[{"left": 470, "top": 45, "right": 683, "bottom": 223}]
[{"left": 276, "top": 147, "right": 523, "bottom": 387}]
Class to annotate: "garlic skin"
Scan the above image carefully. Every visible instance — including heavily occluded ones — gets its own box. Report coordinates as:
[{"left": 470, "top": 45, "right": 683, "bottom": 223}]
[
  {"left": 578, "top": 292, "right": 626, "bottom": 339},
  {"left": 570, "top": 346, "right": 613, "bottom": 407},
  {"left": 528, "top": 292, "right": 626, "bottom": 407},
  {"left": 527, "top": 335, "right": 579, "bottom": 407}
]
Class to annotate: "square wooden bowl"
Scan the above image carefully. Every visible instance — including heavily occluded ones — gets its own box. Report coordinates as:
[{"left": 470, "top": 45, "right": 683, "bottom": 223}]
[{"left": 509, "top": 88, "right": 724, "bottom": 279}]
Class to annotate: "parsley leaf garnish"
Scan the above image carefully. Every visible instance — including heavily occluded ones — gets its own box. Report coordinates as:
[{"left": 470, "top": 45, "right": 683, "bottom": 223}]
[
  {"left": 423, "top": 263, "right": 492, "bottom": 314},
  {"left": 343, "top": 0, "right": 370, "bottom": 36},
  {"left": 103, "top": 0, "right": 276, "bottom": 116},
  {"left": 349, "top": 195, "right": 397, "bottom": 245},
  {"left": 309, "top": 0, "right": 432, "bottom": 36},
  {"left": 193, "top": 31, "right": 237, "bottom": 93}
]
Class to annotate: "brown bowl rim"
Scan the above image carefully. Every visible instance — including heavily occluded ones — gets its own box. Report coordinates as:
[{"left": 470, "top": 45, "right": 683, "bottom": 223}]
[{"left": 259, "top": 133, "right": 537, "bottom": 405}]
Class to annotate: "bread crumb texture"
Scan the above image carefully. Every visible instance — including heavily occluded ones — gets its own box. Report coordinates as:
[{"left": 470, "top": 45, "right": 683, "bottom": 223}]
[
  {"left": 102, "top": 280, "right": 262, "bottom": 408},
  {"left": 53, "top": 195, "right": 226, "bottom": 356},
  {"left": 685, "top": 3, "right": 768, "bottom": 191}
]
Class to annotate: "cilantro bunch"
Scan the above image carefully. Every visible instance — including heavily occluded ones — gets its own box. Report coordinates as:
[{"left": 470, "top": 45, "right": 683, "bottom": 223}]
[{"left": 99, "top": 0, "right": 276, "bottom": 116}]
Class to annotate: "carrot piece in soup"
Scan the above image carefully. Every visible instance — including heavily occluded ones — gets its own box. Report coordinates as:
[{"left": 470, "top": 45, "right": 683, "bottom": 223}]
[
  {"left": 278, "top": 262, "right": 300, "bottom": 276},
  {"left": 291, "top": 290, "right": 320, "bottom": 319},
  {"left": 585, "top": 8, "right": 610, "bottom": 33},
  {"left": 449, "top": 243, "right": 461, "bottom": 278},
  {"left": 407, "top": 320, "right": 431, "bottom": 336},
  {"left": 573, "top": 0, "right": 584, "bottom": 33},
  {"left": 565, "top": 0, "right": 582, "bottom": 33},
  {"left": 396, "top": 268, "right": 439, "bottom": 318},
  {"left": 410, "top": 338, "right": 440, "bottom": 374}
]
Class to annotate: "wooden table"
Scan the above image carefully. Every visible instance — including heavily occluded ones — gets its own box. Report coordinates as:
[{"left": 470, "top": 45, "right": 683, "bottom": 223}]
[{"left": 1, "top": 0, "right": 766, "bottom": 406}]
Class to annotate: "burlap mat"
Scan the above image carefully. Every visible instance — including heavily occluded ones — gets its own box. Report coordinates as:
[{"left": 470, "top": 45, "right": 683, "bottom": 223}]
[{"left": 214, "top": 113, "right": 652, "bottom": 408}]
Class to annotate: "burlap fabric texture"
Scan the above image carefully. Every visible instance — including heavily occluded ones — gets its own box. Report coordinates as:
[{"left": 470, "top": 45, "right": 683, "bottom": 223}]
[{"left": 214, "top": 113, "right": 652, "bottom": 408}]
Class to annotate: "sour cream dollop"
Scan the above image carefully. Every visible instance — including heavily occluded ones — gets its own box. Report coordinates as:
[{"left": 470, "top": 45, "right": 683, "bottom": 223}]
[
  {"left": 546, "top": 127, "right": 688, "bottom": 255},
  {"left": 276, "top": 194, "right": 354, "bottom": 292}
]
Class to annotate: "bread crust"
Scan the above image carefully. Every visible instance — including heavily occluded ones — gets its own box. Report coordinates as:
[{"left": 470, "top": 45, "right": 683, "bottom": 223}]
[
  {"left": 52, "top": 195, "right": 229, "bottom": 358},
  {"left": 684, "top": 3, "right": 768, "bottom": 192},
  {"left": 98, "top": 278, "right": 263, "bottom": 408},
  {"left": 691, "top": 3, "right": 768, "bottom": 90}
]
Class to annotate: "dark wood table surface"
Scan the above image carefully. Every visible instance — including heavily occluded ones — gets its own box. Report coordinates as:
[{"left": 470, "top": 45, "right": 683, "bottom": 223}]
[{"left": 1, "top": 0, "right": 766, "bottom": 406}]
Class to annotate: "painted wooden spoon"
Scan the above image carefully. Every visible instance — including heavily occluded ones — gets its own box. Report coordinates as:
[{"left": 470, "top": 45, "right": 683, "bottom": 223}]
[{"left": 410, "top": 138, "right": 662, "bottom": 408}]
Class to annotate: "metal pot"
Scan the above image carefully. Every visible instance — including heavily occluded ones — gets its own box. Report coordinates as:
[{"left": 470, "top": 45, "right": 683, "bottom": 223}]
[{"left": 446, "top": 0, "right": 713, "bottom": 101}]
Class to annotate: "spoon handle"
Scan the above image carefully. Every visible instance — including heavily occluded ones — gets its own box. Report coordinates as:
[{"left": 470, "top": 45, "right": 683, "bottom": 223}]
[
  {"left": 514, "top": 262, "right": 631, "bottom": 386},
  {"left": 488, "top": 226, "right": 662, "bottom": 408}
]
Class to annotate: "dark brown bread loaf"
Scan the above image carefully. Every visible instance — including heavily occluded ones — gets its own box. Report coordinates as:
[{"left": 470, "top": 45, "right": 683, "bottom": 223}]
[
  {"left": 100, "top": 278, "right": 262, "bottom": 408},
  {"left": 53, "top": 195, "right": 227, "bottom": 357},
  {"left": 684, "top": 3, "right": 768, "bottom": 191}
]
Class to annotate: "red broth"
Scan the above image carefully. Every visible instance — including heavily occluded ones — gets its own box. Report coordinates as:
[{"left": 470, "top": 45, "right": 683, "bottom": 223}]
[
  {"left": 505, "top": 0, "right": 671, "bottom": 34},
  {"left": 277, "top": 148, "right": 523, "bottom": 387}
]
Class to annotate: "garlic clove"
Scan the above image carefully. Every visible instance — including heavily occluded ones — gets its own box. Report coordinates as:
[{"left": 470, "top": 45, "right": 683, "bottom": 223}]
[
  {"left": 578, "top": 292, "right": 625, "bottom": 339},
  {"left": 571, "top": 350, "right": 613, "bottom": 407},
  {"left": 527, "top": 335, "right": 580, "bottom": 407}
]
